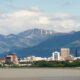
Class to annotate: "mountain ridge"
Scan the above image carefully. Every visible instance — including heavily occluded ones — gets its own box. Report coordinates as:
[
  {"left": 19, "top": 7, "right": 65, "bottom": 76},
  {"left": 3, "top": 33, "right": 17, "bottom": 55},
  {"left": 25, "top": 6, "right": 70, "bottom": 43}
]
[
  {"left": 2, "top": 31, "right": 80, "bottom": 58},
  {"left": 0, "top": 28, "right": 59, "bottom": 54}
]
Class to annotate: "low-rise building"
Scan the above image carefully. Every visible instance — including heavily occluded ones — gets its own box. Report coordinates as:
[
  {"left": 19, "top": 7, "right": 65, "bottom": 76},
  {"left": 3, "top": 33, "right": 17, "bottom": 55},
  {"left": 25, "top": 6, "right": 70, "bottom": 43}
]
[
  {"left": 74, "top": 57, "right": 80, "bottom": 60},
  {"left": 66, "top": 55, "right": 74, "bottom": 61},
  {"left": 4, "top": 53, "right": 18, "bottom": 64},
  {"left": 19, "top": 56, "right": 48, "bottom": 62},
  {"left": 0, "top": 59, "right": 5, "bottom": 64}
]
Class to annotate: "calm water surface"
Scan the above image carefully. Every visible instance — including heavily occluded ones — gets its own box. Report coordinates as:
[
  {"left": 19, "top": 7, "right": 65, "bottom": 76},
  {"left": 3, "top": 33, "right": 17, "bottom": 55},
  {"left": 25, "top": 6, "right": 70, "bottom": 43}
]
[{"left": 0, "top": 68, "right": 80, "bottom": 80}]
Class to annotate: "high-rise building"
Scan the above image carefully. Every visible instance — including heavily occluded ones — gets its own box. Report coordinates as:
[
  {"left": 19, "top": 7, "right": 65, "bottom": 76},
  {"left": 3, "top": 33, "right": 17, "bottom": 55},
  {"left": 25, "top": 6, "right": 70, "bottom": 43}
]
[
  {"left": 61, "top": 48, "right": 70, "bottom": 60},
  {"left": 52, "top": 51, "right": 60, "bottom": 60}
]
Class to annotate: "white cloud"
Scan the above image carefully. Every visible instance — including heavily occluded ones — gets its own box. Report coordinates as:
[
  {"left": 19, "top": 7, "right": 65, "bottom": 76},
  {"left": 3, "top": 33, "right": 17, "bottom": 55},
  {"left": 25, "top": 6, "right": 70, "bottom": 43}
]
[
  {"left": 0, "top": 6, "right": 79, "bottom": 35},
  {"left": 8, "top": 5, "right": 42, "bottom": 12},
  {"left": 0, "top": 9, "right": 7, "bottom": 13}
]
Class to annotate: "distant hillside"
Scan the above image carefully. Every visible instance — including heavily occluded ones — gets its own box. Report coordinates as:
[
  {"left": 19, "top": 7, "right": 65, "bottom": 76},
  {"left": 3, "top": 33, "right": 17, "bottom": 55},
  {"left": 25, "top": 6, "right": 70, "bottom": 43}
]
[
  {"left": 4, "top": 31, "right": 80, "bottom": 58},
  {"left": 0, "top": 28, "right": 58, "bottom": 54}
]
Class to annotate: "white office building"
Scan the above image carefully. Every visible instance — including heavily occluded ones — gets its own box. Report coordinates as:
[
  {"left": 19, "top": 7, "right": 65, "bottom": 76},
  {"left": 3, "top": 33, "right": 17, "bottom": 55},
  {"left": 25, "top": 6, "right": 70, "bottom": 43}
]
[{"left": 52, "top": 51, "right": 60, "bottom": 60}]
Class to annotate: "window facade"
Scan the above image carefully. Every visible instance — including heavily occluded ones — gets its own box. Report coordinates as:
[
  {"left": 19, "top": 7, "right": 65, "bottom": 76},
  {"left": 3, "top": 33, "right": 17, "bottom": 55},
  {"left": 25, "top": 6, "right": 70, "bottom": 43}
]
[{"left": 54, "top": 53, "right": 58, "bottom": 60}]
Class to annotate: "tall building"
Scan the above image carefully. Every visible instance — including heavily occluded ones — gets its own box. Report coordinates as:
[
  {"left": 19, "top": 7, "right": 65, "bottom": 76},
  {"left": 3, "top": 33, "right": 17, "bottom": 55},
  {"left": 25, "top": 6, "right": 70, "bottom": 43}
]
[
  {"left": 75, "top": 48, "right": 78, "bottom": 57},
  {"left": 61, "top": 48, "right": 70, "bottom": 60},
  {"left": 5, "top": 53, "right": 18, "bottom": 64},
  {"left": 52, "top": 51, "right": 60, "bottom": 60}
]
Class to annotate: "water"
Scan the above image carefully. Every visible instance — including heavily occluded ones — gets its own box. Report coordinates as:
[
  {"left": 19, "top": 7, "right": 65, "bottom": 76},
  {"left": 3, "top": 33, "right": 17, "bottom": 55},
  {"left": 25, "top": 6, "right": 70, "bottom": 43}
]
[
  {"left": 0, "top": 68, "right": 80, "bottom": 80},
  {"left": 1, "top": 77, "right": 80, "bottom": 80}
]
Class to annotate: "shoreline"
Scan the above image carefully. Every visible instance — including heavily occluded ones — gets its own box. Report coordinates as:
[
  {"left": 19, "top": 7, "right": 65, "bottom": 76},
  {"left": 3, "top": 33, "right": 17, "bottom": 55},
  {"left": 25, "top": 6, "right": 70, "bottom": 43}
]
[{"left": 0, "top": 67, "right": 80, "bottom": 70}]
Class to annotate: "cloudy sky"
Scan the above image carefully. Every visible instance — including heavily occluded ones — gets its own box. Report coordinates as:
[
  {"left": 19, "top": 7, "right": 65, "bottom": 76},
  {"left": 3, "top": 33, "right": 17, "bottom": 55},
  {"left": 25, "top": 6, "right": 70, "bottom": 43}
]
[{"left": 0, "top": 0, "right": 80, "bottom": 35}]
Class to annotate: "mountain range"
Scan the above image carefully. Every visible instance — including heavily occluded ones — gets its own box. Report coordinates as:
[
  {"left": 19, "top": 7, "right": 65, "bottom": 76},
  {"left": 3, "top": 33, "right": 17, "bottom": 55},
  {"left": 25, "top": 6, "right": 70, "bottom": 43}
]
[
  {"left": 0, "top": 28, "right": 58, "bottom": 55},
  {"left": 1, "top": 30, "right": 80, "bottom": 58},
  {"left": 0, "top": 28, "right": 80, "bottom": 58}
]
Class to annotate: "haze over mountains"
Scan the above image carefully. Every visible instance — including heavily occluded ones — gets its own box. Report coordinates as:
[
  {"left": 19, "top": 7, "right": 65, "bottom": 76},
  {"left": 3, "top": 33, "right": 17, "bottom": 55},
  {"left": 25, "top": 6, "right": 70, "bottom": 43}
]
[
  {"left": 0, "top": 28, "right": 80, "bottom": 58},
  {"left": 0, "top": 28, "right": 58, "bottom": 55},
  {"left": 6, "top": 31, "right": 80, "bottom": 58}
]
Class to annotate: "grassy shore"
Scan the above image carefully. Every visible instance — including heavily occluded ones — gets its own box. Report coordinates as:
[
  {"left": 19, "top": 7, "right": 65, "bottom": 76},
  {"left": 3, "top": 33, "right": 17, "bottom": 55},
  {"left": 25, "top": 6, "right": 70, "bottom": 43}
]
[
  {"left": 0, "top": 67, "right": 80, "bottom": 70},
  {"left": 1, "top": 60, "right": 80, "bottom": 69}
]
